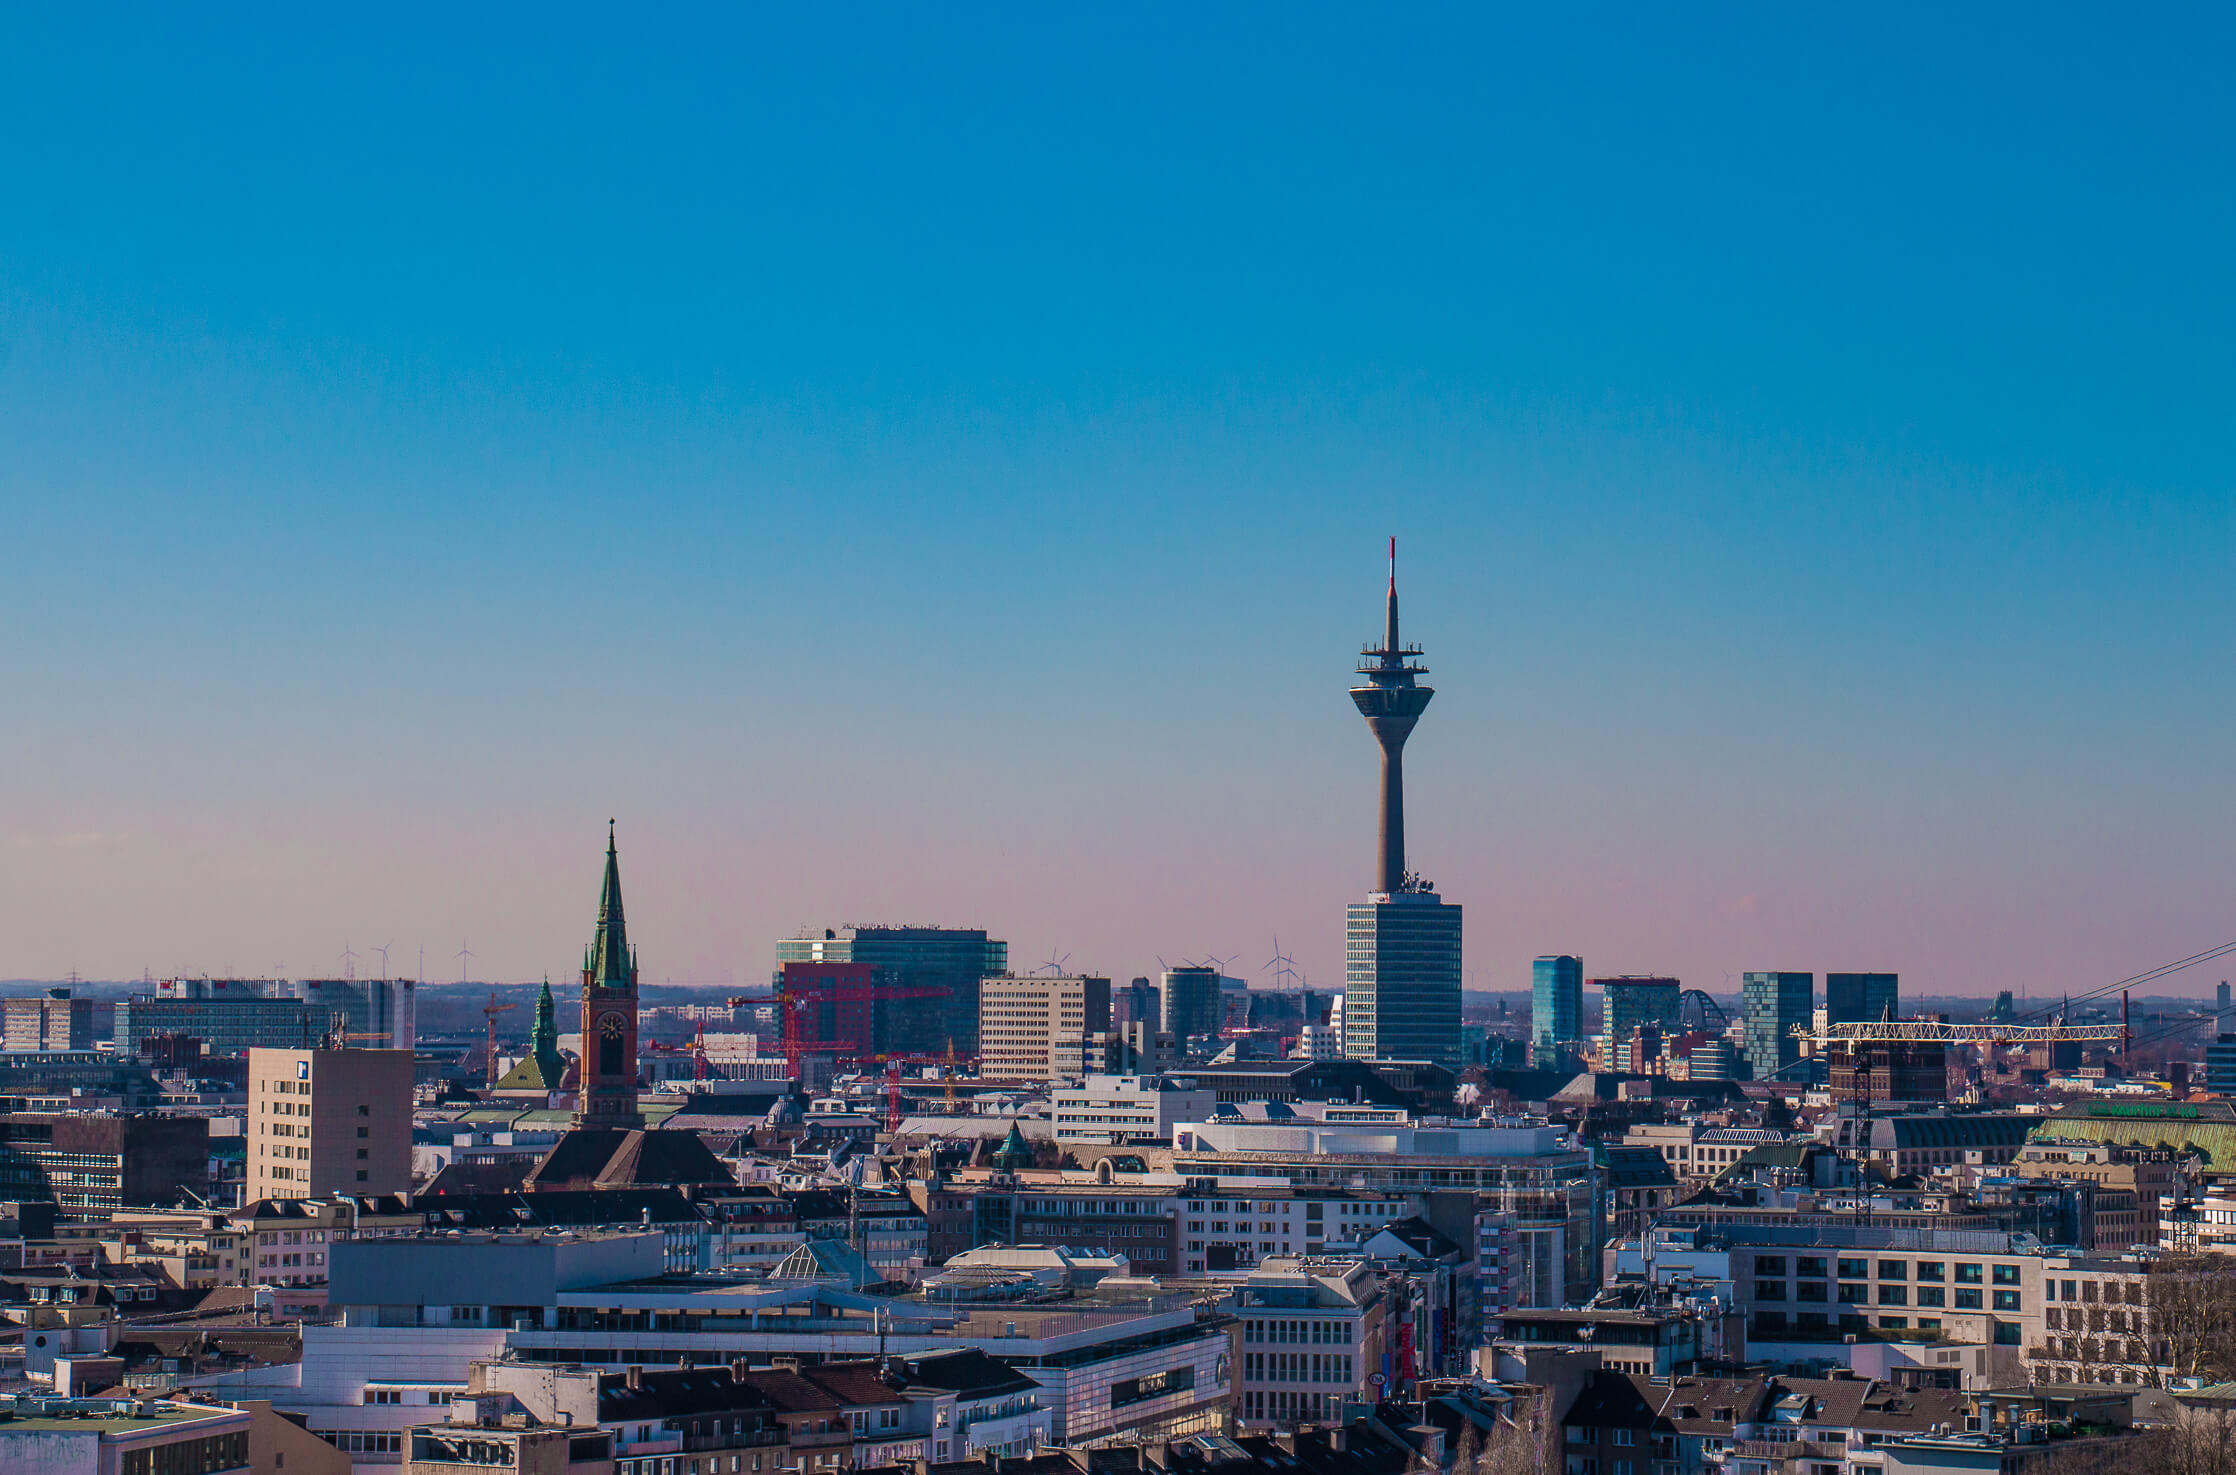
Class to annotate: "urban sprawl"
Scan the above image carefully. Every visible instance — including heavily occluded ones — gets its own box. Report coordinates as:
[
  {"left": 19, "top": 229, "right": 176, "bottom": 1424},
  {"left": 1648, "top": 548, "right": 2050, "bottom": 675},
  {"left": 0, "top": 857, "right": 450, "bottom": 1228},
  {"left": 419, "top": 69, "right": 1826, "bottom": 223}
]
[{"left": 3, "top": 554, "right": 2233, "bottom": 1475}]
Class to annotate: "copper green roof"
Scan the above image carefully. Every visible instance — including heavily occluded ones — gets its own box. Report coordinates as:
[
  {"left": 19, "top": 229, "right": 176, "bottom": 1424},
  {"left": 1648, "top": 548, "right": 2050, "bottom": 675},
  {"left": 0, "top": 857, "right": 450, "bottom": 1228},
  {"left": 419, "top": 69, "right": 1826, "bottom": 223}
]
[
  {"left": 994, "top": 1122, "right": 1032, "bottom": 1170},
  {"left": 495, "top": 977, "right": 570, "bottom": 1091},
  {"left": 2028, "top": 1100, "right": 2236, "bottom": 1168},
  {"left": 587, "top": 820, "right": 634, "bottom": 986}
]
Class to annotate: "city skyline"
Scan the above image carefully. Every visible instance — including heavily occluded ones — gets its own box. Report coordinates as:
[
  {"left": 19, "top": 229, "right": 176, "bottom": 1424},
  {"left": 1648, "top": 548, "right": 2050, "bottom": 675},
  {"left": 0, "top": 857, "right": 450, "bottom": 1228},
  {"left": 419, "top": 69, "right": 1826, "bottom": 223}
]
[{"left": 5, "top": 12, "right": 2232, "bottom": 998}]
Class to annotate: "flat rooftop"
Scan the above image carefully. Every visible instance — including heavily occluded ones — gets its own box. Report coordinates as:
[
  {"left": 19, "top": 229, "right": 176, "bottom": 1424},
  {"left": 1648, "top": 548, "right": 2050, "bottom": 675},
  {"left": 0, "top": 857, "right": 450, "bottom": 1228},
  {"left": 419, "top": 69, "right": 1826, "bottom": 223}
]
[{"left": 1, "top": 1405, "right": 241, "bottom": 1433}]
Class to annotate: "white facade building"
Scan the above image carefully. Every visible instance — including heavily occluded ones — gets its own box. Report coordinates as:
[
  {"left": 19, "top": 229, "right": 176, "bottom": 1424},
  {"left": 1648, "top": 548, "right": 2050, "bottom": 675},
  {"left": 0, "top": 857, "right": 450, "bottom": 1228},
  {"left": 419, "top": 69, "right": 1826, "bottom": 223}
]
[{"left": 1051, "top": 1075, "right": 1216, "bottom": 1144}]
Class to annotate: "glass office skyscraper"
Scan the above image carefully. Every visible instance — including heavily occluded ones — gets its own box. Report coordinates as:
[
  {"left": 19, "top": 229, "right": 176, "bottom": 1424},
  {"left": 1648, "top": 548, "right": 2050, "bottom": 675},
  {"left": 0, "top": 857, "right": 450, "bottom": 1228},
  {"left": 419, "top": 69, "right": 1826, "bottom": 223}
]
[
  {"left": 1594, "top": 976, "right": 1681, "bottom": 1071},
  {"left": 1743, "top": 970, "right": 1813, "bottom": 1082},
  {"left": 1531, "top": 956, "right": 1583, "bottom": 1056},
  {"left": 1344, "top": 892, "right": 1464, "bottom": 1067},
  {"left": 1826, "top": 972, "right": 1899, "bottom": 1025}
]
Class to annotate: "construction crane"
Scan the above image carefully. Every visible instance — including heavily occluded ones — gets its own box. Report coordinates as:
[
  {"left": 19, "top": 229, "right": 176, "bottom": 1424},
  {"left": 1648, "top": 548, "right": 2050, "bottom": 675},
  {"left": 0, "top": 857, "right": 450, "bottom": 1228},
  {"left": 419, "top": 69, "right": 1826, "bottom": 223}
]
[
  {"left": 482, "top": 990, "right": 519, "bottom": 1088},
  {"left": 760, "top": 975, "right": 945, "bottom": 1076},
  {"left": 1796, "top": 1016, "right": 2131, "bottom": 1116},
  {"left": 1795, "top": 1020, "right": 2129, "bottom": 1048}
]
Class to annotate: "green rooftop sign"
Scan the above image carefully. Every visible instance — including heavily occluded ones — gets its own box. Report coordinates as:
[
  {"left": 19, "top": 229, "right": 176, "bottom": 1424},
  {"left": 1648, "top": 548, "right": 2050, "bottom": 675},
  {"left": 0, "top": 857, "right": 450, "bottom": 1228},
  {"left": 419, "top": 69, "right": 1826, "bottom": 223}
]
[{"left": 2085, "top": 1102, "right": 2199, "bottom": 1120}]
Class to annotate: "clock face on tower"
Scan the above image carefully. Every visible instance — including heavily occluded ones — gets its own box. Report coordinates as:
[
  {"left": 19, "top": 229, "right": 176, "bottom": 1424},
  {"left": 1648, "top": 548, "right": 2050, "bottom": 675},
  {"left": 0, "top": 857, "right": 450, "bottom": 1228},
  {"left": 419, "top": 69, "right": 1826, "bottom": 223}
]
[{"left": 597, "top": 1010, "right": 629, "bottom": 1076}]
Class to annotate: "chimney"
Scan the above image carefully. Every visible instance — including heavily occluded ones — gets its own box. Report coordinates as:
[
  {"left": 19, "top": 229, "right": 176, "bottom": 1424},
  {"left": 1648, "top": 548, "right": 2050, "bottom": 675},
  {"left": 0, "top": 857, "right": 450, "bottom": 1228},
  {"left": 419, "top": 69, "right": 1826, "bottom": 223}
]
[
  {"left": 1329, "top": 1426, "right": 1349, "bottom": 1453},
  {"left": 625, "top": 1366, "right": 642, "bottom": 1390}
]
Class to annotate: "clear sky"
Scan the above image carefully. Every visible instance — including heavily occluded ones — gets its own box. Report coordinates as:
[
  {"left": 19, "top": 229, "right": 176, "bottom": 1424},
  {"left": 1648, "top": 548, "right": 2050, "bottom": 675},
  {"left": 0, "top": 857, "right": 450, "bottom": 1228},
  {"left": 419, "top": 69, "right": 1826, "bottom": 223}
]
[{"left": 4, "top": 7, "right": 2232, "bottom": 998}]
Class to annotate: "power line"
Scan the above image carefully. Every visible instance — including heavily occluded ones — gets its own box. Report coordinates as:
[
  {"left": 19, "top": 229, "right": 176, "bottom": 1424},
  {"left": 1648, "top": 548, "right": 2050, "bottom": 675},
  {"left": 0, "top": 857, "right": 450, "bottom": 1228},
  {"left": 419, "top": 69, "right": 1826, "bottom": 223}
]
[{"left": 2011, "top": 939, "right": 2236, "bottom": 1025}]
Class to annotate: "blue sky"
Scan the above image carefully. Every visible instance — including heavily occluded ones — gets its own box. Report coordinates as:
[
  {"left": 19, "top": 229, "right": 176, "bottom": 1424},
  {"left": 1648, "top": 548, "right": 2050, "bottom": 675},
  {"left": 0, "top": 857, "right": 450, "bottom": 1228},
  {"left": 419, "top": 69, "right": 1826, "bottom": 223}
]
[{"left": 4, "top": 7, "right": 2232, "bottom": 996}]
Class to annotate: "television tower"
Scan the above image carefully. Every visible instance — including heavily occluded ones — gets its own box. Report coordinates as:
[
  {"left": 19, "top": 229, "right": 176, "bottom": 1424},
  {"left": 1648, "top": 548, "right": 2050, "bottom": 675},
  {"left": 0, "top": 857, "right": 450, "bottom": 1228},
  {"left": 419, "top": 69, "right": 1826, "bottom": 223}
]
[{"left": 1351, "top": 537, "right": 1435, "bottom": 894}]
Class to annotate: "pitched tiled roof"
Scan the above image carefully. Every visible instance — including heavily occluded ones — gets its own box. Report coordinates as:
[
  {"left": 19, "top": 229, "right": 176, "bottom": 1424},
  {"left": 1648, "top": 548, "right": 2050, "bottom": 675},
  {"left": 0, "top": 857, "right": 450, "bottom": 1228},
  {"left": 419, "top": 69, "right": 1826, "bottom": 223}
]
[{"left": 596, "top": 1367, "right": 780, "bottom": 1421}]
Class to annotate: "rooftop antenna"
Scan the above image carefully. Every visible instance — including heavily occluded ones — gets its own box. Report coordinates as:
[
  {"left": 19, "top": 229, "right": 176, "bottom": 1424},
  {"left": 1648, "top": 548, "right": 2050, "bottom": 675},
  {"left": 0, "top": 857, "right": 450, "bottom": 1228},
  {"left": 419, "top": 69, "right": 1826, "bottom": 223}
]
[
  {"left": 339, "top": 941, "right": 359, "bottom": 982},
  {"left": 457, "top": 940, "right": 476, "bottom": 985}
]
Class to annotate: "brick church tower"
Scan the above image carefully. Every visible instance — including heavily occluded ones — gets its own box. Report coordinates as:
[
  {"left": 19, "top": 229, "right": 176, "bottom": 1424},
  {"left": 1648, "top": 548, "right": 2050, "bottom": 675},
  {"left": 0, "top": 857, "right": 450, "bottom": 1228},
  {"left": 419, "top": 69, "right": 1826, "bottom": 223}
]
[{"left": 575, "top": 820, "right": 642, "bottom": 1129}]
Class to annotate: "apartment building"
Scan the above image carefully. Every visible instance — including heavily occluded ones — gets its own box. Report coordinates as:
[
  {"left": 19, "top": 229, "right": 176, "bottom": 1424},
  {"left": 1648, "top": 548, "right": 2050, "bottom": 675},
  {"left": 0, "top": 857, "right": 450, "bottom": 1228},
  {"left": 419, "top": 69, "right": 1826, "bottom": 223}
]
[
  {"left": 247, "top": 1047, "right": 414, "bottom": 1203},
  {"left": 1227, "top": 1257, "right": 1387, "bottom": 1428},
  {"left": 95, "top": 1209, "right": 250, "bottom": 1289}
]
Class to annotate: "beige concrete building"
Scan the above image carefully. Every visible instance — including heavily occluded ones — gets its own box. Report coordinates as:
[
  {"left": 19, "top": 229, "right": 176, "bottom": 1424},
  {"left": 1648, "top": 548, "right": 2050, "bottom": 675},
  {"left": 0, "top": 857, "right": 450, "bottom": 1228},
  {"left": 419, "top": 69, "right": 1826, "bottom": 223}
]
[
  {"left": 977, "top": 975, "right": 1110, "bottom": 1082},
  {"left": 2, "top": 987, "right": 96, "bottom": 1049},
  {"left": 247, "top": 1047, "right": 414, "bottom": 1204},
  {"left": 2006, "top": 1140, "right": 2181, "bottom": 1249}
]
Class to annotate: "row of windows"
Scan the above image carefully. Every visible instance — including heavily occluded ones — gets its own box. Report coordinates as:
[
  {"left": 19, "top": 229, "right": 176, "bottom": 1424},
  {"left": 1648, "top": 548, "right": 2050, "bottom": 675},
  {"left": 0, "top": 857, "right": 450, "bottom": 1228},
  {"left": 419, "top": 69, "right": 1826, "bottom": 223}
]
[
  {"left": 1753, "top": 1282, "right": 2017, "bottom": 1311},
  {"left": 1244, "top": 1390, "right": 1350, "bottom": 1423},
  {"left": 1244, "top": 1351, "right": 1353, "bottom": 1383},
  {"left": 121, "top": 1431, "right": 248, "bottom": 1475},
  {"left": 1754, "top": 1256, "right": 2015, "bottom": 1284},
  {"left": 1243, "top": 1318, "right": 1351, "bottom": 1343}
]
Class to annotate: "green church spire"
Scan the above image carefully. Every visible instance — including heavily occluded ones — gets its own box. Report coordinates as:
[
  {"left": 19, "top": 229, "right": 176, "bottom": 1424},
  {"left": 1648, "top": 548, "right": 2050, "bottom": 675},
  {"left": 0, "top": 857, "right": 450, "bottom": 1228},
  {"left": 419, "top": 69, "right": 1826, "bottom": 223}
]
[{"left": 588, "top": 818, "right": 633, "bottom": 986}]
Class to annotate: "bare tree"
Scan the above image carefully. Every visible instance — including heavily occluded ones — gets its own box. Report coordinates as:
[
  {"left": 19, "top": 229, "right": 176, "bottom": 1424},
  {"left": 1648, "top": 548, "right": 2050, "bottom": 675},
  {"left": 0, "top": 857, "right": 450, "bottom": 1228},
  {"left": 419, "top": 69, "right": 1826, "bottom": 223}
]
[
  {"left": 2146, "top": 1256, "right": 2236, "bottom": 1386},
  {"left": 2053, "top": 1409, "right": 2236, "bottom": 1475},
  {"left": 1465, "top": 1393, "right": 1557, "bottom": 1475}
]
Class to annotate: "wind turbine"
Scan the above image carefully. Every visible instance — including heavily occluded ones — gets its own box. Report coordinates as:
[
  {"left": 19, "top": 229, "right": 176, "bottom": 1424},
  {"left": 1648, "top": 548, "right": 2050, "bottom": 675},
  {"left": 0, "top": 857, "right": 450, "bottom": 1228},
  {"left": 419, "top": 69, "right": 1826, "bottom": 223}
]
[
  {"left": 368, "top": 941, "right": 393, "bottom": 980},
  {"left": 456, "top": 941, "right": 476, "bottom": 985},
  {"left": 339, "top": 941, "right": 359, "bottom": 981},
  {"left": 1264, "top": 938, "right": 1299, "bottom": 991},
  {"left": 1032, "top": 950, "right": 1072, "bottom": 978}
]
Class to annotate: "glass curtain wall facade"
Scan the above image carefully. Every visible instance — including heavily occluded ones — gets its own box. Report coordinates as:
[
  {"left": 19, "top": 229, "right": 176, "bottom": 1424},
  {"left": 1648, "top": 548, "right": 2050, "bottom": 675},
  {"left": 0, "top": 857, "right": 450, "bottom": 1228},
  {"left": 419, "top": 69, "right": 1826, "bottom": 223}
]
[
  {"left": 1531, "top": 956, "right": 1583, "bottom": 1056},
  {"left": 1742, "top": 971, "right": 1813, "bottom": 1082},
  {"left": 1343, "top": 893, "right": 1462, "bottom": 1067}
]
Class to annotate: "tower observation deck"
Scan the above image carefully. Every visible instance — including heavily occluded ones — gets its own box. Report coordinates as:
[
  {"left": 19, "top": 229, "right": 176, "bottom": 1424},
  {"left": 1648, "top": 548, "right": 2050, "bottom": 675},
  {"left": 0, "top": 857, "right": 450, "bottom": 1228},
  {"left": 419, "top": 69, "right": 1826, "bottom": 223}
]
[
  {"left": 1351, "top": 537, "right": 1436, "bottom": 896},
  {"left": 1342, "top": 538, "right": 1461, "bottom": 1068}
]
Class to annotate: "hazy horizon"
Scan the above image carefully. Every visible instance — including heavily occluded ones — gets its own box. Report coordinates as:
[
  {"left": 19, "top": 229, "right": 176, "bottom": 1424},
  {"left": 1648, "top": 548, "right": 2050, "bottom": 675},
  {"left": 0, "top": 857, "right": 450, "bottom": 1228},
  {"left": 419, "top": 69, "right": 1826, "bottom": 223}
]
[{"left": 6, "top": 10, "right": 2231, "bottom": 999}]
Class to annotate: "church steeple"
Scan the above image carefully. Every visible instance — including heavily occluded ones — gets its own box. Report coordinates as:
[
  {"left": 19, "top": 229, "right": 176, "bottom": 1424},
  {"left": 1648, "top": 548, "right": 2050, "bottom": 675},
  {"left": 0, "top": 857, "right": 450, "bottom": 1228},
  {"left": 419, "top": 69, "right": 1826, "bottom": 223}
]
[
  {"left": 576, "top": 819, "right": 643, "bottom": 1130},
  {"left": 588, "top": 819, "right": 632, "bottom": 987}
]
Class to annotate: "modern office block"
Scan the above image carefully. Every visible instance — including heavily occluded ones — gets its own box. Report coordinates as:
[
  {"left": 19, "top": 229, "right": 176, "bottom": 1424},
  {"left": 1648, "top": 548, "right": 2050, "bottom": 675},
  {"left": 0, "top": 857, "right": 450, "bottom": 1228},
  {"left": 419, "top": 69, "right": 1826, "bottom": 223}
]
[
  {"left": 1593, "top": 977, "right": 1680, "bottom": 1070},
  {"left": 1531, "top": 956, "right": 1584, "bottom": 1051},
  {"left": 1343, "top": 893, "right": 1463, "bottom": 1067},
  {"left": 1161, "top": 966, "right": 1223, "bottom": 1040},
  {"left": 777, "top": 925, "right": 1008, "bottom": 1054},
  {"left": 246, "top": 1046, "right": 414, "bottom": 1203},
  {"left": 1742, "top": 971, "right": 1813, "bottom": 1082},
  {"left": 1825, "top": 972, "right": 1900, "bottom": 1025},
  {"left": 979, "top": 976, "right": 1112, "bottom": 1082}
]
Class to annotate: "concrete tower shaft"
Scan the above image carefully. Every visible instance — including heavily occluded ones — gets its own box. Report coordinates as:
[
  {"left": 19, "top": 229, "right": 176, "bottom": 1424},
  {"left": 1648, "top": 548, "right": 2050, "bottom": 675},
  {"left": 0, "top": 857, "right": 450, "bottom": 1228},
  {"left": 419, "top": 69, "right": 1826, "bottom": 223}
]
[{"left": 1350, "top": 537, "right": 1434, "bottom": 895}]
